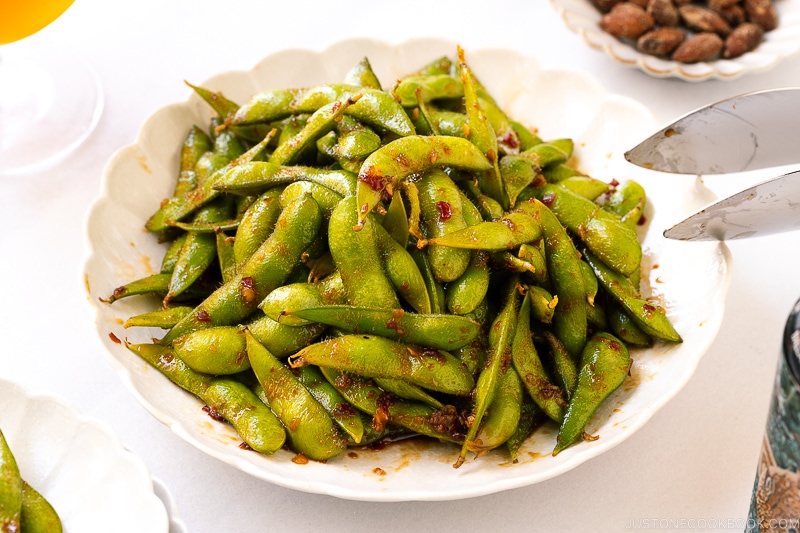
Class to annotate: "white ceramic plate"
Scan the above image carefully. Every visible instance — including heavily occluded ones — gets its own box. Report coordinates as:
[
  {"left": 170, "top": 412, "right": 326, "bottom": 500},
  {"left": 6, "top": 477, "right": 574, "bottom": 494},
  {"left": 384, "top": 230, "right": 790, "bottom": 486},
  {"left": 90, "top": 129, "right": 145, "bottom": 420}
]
[
  {"left": 550, "top": 0, "right": 800, "bottom": 81},
  {"left": 0, "top": 378, "right": 169, "bottom": 532},
  {"left": 82, "top": 38, "right": 731, "bottom": 501}
]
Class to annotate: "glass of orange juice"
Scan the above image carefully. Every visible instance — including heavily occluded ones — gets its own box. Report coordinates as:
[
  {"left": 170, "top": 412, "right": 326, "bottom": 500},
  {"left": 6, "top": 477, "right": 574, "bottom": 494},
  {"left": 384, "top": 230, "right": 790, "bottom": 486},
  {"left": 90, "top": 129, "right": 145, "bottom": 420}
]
[{"left": 0, "top": 0, "right": 103, "bottom": 176}]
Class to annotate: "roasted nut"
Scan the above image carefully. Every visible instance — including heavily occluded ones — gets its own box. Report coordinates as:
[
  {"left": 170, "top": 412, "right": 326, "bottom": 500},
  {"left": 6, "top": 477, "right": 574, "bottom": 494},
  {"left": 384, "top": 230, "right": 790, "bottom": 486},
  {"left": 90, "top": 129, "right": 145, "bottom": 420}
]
[
  {"left": 638, "top": 27, "right": 686, "bottom": 56},
  {"left": 679, "top": 5, "right": 732, "bottom": 36},
  {"left": 672, "top": 32, "right": 724, "bottom": 62},
  {"left": 600, "top": 2, "right": 655, "bottom": 39},
  {"left": 744, "top": 0, "right": 778, "bottom": 31},
  {"left": 591, "top": 0, "right": 623, "bottom": 13},
  {"left": 716, "top": 4, "right": 747, "bottom": 27},
  {"left": 647, "top": 0, "right": 680, "bottom": 27},
  {"left": 724, "top": 21, "right": 765, "bottom": 57},
  {"left": 707, "top": 0, "right": 740, "bottom": 10}
]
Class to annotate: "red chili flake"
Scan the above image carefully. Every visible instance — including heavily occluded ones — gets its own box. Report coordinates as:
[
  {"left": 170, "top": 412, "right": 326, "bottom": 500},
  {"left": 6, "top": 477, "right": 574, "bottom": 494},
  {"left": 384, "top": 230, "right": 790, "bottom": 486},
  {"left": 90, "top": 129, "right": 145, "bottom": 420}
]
[
  {"left": 436, "top": 201, "right": 452, "bottom": 221},
  {"left": 386, "top": 317, "right": 399, "bottom": 330},
  {"left": 333, "top": 401, "right": 357, "bottom": 418},
  {"left": 239, "top": 442, "right": 253, "bottom": 451},
  {"left": 108, "top": 332, "right": 121, "bottom": 344},
  {"left": 358, "top": 170, "right": 386, "bottom": 191},
  {"left": 240, "top": 276, "right": 256, "bottom": 304},
  {"left": 637, "top": 214, "right": 647, "bottom": 226},
  {"left": 609, "top": 178, "right": 620, "bottom": 188},
  {"left": 541, "top": 192, "right": 557, "bottom": 206},
  {"left": 500, "top": 132, "right": 520, "bottom": 150},
  {"left": 643, "top": 303, "right": 656, "bottom": 317},
  {"left": 195, "top": 309, "right": 211, "bottom": 323},
  {"left": 202, "top": 405, "right": 224, "bottom": 422},
  {"left": 112, "top": 286, "right": 127, "bottom": 298}
]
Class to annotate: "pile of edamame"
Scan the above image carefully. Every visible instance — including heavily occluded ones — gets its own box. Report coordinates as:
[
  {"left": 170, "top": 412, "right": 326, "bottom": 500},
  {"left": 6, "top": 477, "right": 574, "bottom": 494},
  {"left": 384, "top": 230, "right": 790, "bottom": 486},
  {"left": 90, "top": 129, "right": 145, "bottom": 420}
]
[
  {"left": 1, "top": 429, "right": 62, "bottom": 532},
  {"left": 106, "top": 47, "right": 682, "bottom": 467}
]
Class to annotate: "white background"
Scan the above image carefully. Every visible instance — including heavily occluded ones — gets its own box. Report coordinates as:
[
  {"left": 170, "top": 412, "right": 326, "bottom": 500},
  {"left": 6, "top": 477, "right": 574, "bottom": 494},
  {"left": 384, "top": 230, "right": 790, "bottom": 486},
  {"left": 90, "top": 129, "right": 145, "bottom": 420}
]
[{"left": 2, "top": 1, "right": 800, "bottom": 531}]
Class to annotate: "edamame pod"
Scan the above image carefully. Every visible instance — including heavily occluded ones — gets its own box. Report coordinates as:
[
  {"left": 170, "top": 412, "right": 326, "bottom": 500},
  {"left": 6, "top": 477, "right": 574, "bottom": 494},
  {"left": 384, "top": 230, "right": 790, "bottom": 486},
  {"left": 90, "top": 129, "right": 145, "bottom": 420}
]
[
  {"left": 215, "top": 161, "right": 357, "bottom": 198},
  {"left": 286, "top": 306, "right": 480, "bottom": 350},
  {"left": 172, "top": 326, "right": 250, "bottom": 375},
  {"left": 0, "top": 428, "right": 21, "bottom": 532},
  {"left": 126, "top": 342, "right": 286, "bottom": 454},
  {"left": 160, "top": 193, "right": 322, "bottom": 344},
  {"left": 20, "top": 480, "right": 62, "bottom": 533},
  {"left": 536, "top": 183, "right": 642, "bottom": 277},
  {"left": 245, "top": 330, "right": 347, "bottom": 461},
  {"left": 355, "top": 135, "right": 492, "bottom": 228},
  {"left": 328, "top": 196, "right": 399, "bottom": 309},
  {"left": 292, "top": 365, "right": 365, "bottom": 444},
  {"left": 289, "top": 334, "right": 475, "bottom": 395},
  {"left": 233, "top": 187, "right": 283, "bottom": 269},
  {"left": 512, "top": 290, "right": 567, "bottom": 423},
  {"left": 582, "top": 249, "right": 682, "bottom": 343},
  {"left": 418, "top": 169, "right": 471, "bottom": 282},
  {"left": 466, "top": 366, "right": 523, "bottom": 455},
  {"left": 319, "top": 367, "right": 463, "bottom": 443},
  {"left": 456, "top": 277, "right": 519, "bottom": 468},
  {"left": 554, "top": 332, "right": 631, "bottom": 454}
]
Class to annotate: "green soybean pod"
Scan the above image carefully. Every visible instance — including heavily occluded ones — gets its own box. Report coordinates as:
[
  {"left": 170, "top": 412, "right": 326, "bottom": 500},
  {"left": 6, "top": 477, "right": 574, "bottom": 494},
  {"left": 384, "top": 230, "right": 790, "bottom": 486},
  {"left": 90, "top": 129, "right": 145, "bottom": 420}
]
[
  {"left": 506, "top": 396, "right": 544, "bottom": 463},
  {"left": 343, "top": 57, "right": 382, "bottom": 90},
  {"left": 527, "top": 198, "right": 588, "bottom": 360},
  {"left": 446, "top": 250, "right": 491, "bottom": 315},
  {"left": 410, "top": 247, "right": 446, "bottom": 315},
  {"left": 286, "top": 306, "right": 480, "bottom": 351},
  {"left": 160, "top": 193, "right": 322, "bottom": 345},
  {"left": 607, "top": 300, "right": 653, "bottom": 347},
  {"left": 355, "top": 135, "right": 492, "bottom": 229},
  {"left": 230, "top": 88, "right": 301, "bottom": 127},
  {"left": 537, "top": 182, "right": 642, "bottom": 277},
  {"left": 466, "top": 366, "right": 523, "bottom": 455},
  {"left": 418, "top": 169, "right": 471, "bottom": 283},
  {"left": 270, "top": 94, "right": 361, "bottom": 166},
  {"left": 175, "top": 125, "right": 213, "bottom": 197},
  {"left": 279, "top": 180, "right": 342, "bottom": 219},
  {"left": 215, "top": 161, "right": 357, "bottom": 198},
  {"left": 0, "top": 428, "right": 21, "bottom": 532},
  {"left": 318, "top": 367, "right": 463, "bottom": 444},
  {"left": 172, "top": 326, "right": 250, "bottom": 375},
  {"left": 245, "top": 330, "right": 347, "bottom": 461},
  {"left": 554, "top": 332, "right": 631, "bottom": 455},
  {"left": 458, "top": 47, "right": 506, "bottom": 209},
  {"left": 372, "top": 216, "right": 432, "bottom": 314},
  {"left": 124, "top": 306, "right": 194, "bottom": 329},
  {"left": 456, "top": 277, "right": 519, "bottom": 468},
  {"left": 499, "top": 155, "right": 536, "bottom": 208},
  {"left": 392, "top": 74, "right": 464, "bottom": 106},
  {"left": 373, "top": 378, "right": 444, "bottom": 409},
  {"left": 233, "top": 187, "right": 283, "bottom": 268},
  {"left": 582, "top": 249, "right": 682, "bottom": 343},
  {"left": 20, "top": 480, "right": 62, "bottom": 533},
  {"left": 328, "top": 196, "right": 399, "bottom": 310},
  {"left": 260, "top": 276, "right": 347, "bottom": 327},
  {"left": 292, "top": 365, "right": 365, "bottom": 444},
  {"left": 126, "top": 342, "right": 286, "bottom": 454},
  {"left": 512, "top": 290, "right": 566, "bottom": 423},
  {"left": 289, "top": 334, "right": 475, "bottom": 396}
]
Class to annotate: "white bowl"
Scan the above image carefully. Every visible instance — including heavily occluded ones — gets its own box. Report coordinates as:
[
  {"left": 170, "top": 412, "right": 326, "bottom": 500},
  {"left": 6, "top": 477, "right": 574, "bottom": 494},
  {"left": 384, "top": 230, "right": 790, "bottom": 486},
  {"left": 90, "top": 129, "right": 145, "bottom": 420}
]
[
  {"left": 82, "top": 38, "right": 731, "bottom": 501},
  {"left": 550, "top": 0, "right": 800, "bottom": 81},
  {"left": 0, "top": 378, "right": 169, "bottom": 532}
]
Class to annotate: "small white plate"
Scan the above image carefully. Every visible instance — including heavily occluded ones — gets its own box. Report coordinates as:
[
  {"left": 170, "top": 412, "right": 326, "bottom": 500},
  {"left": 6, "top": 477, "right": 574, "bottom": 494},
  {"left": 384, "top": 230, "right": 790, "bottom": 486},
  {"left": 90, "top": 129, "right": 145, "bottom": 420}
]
[
  {"left": 550, "top": 0, "right": 800, "bottom": 81},
  {"left": 0, "top": 379, "right": 169, "bottom": 532},
  {"left": 83, "top": 38, "right": 731, "bottom": 501}
]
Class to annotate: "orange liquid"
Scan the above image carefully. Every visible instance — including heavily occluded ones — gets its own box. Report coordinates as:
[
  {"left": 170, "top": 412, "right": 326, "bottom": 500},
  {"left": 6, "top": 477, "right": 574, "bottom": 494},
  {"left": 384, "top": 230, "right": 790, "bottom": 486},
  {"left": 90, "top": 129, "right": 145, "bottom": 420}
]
[{"left": 0, "top": 0, "right": 76, "bottom": 45}]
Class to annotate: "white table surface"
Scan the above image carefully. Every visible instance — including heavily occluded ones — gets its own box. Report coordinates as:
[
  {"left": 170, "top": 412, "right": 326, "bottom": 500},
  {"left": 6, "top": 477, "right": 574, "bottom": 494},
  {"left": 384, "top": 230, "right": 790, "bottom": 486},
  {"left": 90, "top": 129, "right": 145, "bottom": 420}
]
[{"left": 3, "top": 1, "right": 799, "bottom": 531}]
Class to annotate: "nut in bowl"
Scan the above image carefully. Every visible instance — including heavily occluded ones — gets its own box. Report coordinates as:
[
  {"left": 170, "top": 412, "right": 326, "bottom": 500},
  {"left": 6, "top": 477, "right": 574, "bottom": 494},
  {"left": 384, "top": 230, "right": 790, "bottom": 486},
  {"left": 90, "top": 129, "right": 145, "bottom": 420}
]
[
  {"left": 84, "top": 38, "right": 731, "bottom": 501},
  {"left": 551, "top": 0, "right": 800, "bottom": 80}
]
